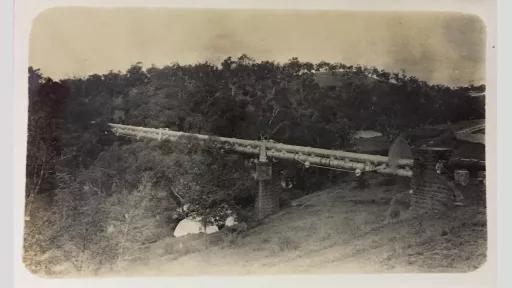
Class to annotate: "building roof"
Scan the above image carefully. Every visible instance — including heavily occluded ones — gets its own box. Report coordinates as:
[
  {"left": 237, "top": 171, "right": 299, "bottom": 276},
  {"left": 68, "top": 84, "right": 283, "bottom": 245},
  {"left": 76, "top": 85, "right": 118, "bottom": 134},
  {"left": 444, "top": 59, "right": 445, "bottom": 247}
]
[{"left": 354, "top": 130, "right": 383, "bottom": 139}]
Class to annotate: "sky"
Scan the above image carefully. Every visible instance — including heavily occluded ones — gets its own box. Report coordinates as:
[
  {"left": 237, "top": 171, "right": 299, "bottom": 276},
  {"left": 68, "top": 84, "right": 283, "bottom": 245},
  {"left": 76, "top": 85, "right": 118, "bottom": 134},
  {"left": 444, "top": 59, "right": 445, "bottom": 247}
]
[{"left": 29, "top": 8, "right": 486, "bottom": 86}]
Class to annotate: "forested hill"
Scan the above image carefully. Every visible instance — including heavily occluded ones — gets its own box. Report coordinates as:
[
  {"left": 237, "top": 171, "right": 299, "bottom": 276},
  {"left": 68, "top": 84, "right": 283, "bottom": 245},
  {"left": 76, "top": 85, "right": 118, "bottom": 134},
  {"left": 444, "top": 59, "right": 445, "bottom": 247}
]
[
  {"left": 25, "top": 55, "right": 484, "bottom": 275},
  {"left": 29, "top": 55, "right": 484, "bottom": 167}
]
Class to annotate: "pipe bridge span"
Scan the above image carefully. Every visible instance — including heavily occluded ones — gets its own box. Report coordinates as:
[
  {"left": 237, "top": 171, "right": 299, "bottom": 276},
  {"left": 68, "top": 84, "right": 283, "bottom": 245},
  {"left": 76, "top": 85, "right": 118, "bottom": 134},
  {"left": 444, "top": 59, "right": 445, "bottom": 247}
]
[
  {"left": 108, "top": 123, "right": 478, "bottom": 219},
  {"left": 108, "top": 123, "right": 413, "bottom": 177},
  {"left": 108, "top": 123, "right": 428, "bottom": 219}
]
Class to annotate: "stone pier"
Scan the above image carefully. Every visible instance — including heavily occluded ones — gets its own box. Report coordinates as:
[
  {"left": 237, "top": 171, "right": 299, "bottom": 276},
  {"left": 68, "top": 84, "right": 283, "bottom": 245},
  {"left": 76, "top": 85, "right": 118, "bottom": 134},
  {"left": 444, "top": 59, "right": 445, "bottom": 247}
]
[
  {"left": 410, "top": 147, "right": 455, "bottom": 215},
  {"left": 255, "top": 161, "right": 279, "bottom": 219}
]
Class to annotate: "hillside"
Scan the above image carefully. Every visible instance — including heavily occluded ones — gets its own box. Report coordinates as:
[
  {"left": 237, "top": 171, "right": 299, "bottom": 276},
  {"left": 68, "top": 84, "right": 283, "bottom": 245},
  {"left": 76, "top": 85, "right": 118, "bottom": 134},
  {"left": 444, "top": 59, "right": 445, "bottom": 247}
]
[
  {"left": 24, "top": 58, "right": 486, "bottom": 277},
  {"left": 96, "top": 175, "right": 487, "bottom": 276}
]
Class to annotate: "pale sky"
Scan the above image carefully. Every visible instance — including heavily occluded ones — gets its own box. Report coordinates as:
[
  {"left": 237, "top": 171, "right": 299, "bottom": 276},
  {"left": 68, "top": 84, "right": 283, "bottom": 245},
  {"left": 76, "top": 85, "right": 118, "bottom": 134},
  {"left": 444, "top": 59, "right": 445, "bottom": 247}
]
[{"left": 29, "top": 8, "right": 486, "bottom": 86}]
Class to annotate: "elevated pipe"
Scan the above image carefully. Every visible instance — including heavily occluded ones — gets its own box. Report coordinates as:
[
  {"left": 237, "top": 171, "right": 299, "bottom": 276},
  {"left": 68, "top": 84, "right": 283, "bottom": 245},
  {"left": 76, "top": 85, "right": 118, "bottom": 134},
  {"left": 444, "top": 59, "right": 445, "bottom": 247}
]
[{"left": 108, "top": 123, "right": 413, "bottom": 177}]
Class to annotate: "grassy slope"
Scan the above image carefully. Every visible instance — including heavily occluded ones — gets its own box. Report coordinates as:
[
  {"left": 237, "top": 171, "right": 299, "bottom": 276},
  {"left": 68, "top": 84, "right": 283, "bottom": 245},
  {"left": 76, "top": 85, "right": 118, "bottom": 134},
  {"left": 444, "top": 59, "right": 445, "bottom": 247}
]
[{"left": 112, "top": 175, "right": 487, "bottom": 276}]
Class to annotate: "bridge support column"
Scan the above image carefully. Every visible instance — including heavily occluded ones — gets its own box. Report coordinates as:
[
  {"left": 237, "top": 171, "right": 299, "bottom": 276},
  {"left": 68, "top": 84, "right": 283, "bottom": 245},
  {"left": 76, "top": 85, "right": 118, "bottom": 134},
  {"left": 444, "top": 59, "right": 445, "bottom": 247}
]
[
  {"left": 410, "top": 147, "right": 455, "bottom": 215},
  {"left": 255, "top": 161, "right": 279, "bottom": 219}
]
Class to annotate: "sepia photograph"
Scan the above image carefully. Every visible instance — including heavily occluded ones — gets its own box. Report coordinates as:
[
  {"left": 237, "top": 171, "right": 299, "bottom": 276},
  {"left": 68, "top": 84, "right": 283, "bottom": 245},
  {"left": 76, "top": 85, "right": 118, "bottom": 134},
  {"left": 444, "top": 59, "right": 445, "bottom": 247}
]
[{"left": 22, "top": 6, "right": 490, "bottom": 278}]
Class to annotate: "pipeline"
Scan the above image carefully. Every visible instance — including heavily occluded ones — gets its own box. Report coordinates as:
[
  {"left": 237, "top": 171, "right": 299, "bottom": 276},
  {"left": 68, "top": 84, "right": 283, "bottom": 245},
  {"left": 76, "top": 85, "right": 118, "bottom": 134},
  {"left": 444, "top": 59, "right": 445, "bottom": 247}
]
[{"left": 108, "top": 123, "right": 413, "bottom": 177}]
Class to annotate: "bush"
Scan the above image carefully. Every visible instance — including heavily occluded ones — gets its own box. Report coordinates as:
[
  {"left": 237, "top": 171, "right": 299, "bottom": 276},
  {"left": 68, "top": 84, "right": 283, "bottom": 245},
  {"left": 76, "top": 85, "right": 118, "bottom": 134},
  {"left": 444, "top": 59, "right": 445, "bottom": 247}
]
[
  {"left": 220, "top": 222, "right": 248, "bottom": 247},
  {"left": 386, "top": 191, "right": 412, "bottom": 223}
]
